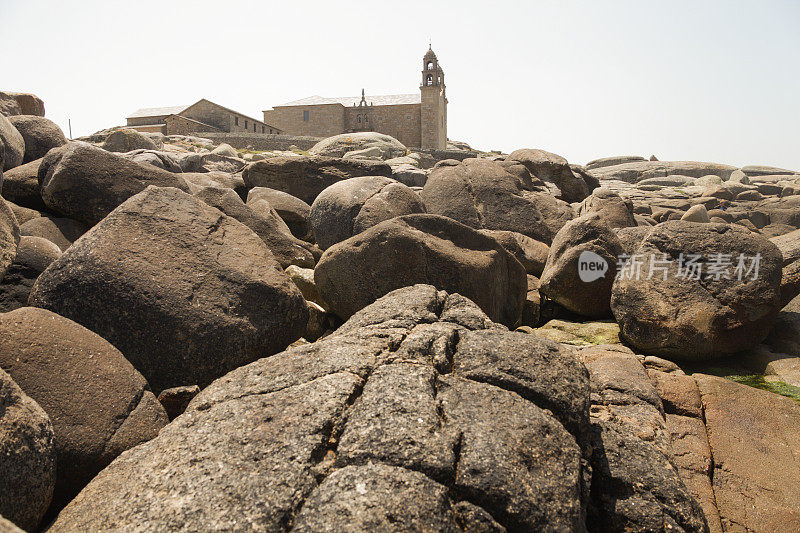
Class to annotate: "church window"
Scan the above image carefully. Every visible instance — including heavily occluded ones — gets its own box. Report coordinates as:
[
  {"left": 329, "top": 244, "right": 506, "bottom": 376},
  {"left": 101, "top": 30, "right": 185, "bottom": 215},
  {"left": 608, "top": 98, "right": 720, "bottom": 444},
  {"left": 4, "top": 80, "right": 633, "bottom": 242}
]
[
  {"left": 357, "top": 115, "right": 361, "bottom": 124},
  {"left": 427, "top": 61, "right": 433, "bottom": 70},
  {"left": 426, "top": 75, "right": 433, "bottom": 86},
  {"left": 303, "top": 110, "right": 309, "bottom": 121}
]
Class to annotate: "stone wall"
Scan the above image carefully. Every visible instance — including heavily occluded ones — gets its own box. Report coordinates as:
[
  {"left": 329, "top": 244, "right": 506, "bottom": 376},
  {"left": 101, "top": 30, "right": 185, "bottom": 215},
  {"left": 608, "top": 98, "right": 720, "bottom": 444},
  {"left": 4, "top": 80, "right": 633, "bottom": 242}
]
[
  {"left": 181, "top": 100, "right": 277, "bottom": 134},
  {"left": 264, "top": 104, "right": 345, "bottom": 138},
  {"left": 344, "top": 104, "right": 421, "bottom": 148},
  {"left": 164, "top": 115, "right": 222, "bottom": 136},
  {"left": 420, "top": 85, "right": 446, "bottom": 150},
  {"left": 194, "top": 132, "right": 323, "bottom": 151},
  {"left": 127, "top": 115, "right": 168, "bottom": 127},
  {"left": 130, "top": 124, "right": 166, "bottom": 134}
]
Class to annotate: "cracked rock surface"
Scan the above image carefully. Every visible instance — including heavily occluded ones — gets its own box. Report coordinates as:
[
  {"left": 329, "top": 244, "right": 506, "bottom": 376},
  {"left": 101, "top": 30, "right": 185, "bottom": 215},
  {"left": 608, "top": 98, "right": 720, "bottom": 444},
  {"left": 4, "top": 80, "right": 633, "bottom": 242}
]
[{"left": 49, "top": 285, "right": 705, "bottom": 532}]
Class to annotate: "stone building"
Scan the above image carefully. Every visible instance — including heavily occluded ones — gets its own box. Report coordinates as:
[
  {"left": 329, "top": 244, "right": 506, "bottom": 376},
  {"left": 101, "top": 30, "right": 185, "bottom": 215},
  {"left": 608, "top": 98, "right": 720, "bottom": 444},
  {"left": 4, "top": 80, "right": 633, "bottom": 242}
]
[
  {"left": 263, "top": 47, "right": 448, "bottom": 149},
  {"left": 126, "top": 99, "right": 283, "bottom": 136}
]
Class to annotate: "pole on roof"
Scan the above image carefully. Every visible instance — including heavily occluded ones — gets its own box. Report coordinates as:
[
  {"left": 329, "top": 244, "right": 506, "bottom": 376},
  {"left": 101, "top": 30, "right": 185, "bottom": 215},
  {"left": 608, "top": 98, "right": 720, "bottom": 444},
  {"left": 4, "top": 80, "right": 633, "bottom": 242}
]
[{"left": 68, "top": 119, "right": 72, "bottom": 140}]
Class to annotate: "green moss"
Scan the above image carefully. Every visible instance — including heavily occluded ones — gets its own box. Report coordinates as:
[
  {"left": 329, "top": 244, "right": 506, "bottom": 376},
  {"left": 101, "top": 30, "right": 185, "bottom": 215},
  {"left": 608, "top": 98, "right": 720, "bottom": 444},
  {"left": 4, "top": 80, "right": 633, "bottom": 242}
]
[
  {"left": 534, "top": 320, "right": 621, "bottom": 346},
  {"left": 692, "top": 366, "right": 800, "bottom": 404}
]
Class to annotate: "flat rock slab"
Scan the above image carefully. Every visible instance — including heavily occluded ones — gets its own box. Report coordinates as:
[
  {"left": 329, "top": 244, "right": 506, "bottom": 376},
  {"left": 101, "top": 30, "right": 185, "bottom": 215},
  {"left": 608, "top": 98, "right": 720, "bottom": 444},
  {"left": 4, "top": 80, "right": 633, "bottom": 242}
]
[{"left": 696, "top": 374, "right": 800, "bottom": 532}]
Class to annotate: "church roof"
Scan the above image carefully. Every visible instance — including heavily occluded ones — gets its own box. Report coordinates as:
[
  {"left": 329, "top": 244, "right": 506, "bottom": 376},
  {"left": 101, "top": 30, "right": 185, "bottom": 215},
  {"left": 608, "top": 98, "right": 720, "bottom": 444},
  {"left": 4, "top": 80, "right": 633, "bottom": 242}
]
[
  {"left": 126, "top": 104, "right": 191, "bottom": 119},
  {"left": 275, "top": 94, "right": 421, "bottom": 107}
]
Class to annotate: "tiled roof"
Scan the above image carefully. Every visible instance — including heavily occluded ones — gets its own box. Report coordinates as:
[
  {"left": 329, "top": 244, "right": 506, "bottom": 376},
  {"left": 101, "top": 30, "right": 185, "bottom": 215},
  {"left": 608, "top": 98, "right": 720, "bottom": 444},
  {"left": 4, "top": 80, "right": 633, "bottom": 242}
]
[
  {"left": 126, "top": 105, "right": 190, "bottom": 119},
  {"left": 276, "top": 94, "right": 421, "bottom": 107}
]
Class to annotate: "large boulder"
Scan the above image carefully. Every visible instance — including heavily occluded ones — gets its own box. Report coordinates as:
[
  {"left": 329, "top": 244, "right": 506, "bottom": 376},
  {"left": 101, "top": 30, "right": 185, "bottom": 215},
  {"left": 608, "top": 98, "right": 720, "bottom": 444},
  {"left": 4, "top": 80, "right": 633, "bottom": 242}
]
[
  {"left": 0, "top": 158, "right": 46, "bottom": 210},
  {"left": 314, "top": 214, "right": 527, "bottom": 326},
  {"left": 770, "top": 228, "right": 800, "bottom": 266},
  {"left": 179, "top": 151, "right": 246, "bottom": 174},
  {"left": 0, "top": 114, "right": 24, "bottom": 171},
  {"left": 48, "top": 285, "right": 602, "bottom": 532},
  {"left": 120, "top": 149, "right": 182, "bottom": 173},
  {"left": 309, "top": 132, "right": 407, "bottom": 160},
  {"left": 180, "top": 170, "right": 246, "bottom": 198},
  {"left": 0, "top": 197, "right": 20, "bottom": 281},
  {"left": 585, "top": 155, "right": 647, "bottom": 170},
  {"left": 5, "top": 201, "right": 40, "bottom": 225},
  {"left": 0, "top": 307, "right": 168, "bottom": 507},
  {"left": 19, "top": 215, "right": 88, "bottom": 251},
  {"left": 194, "top": 186, "right": 316, "bottom": 268},
  {"left": 247, "top": 187, "right": 312, "bottom": 239},
  {"left": 0, "top": 236, "right": 61, "bottom": 312},
  {"left": 588, "top": 160, "right": 738, "bottom": 183},
  {"left": 310, "top": 176, "right": 426, "bottom": 249},
  {"left": 507, "top": 148, "right": 594, "bottom": 202},
  {"left": 540, "top": 215, "right": 625, "bottom": 318},
  {"left": 611, "top": 222, "right": 783, "bottom": 359},
  {"left": 420, "top": 158, "right": 574, "bottom": 244},
  {"left": 242, "top": 155, "right": 392, "bottom": 205},
  {"left": 7, "top": 115, "right": 67, "bottom": 163},
  {"left": 28, "top": 186, "right": 308, "bottom": 392},
  {"left": 2, "top": 92, "right": 45, "bottom": 117},
  {"left": 577, "top": 188, "right": 637, "bottom": 229},
  {"left": 478, "top": 229, "right": 550, "bottom": 276},
  {"left": 102, "top": 129, "right": 160, "bottom": 153},
  {"left": 0, "top": 92, "right": 23, "bottom": 116},
  {"left": 0, "top": 368, "right": 55, "bottom": 532},
  {"left": 38, "top": 142, "right": 190, "bottom": 225}
]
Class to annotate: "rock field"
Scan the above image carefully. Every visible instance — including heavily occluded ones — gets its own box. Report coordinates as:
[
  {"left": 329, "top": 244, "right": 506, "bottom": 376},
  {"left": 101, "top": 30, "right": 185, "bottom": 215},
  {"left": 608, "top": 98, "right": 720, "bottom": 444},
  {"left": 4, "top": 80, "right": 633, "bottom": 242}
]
[{"left": 0, "top": 90, "right": 799, "bottom": 532}]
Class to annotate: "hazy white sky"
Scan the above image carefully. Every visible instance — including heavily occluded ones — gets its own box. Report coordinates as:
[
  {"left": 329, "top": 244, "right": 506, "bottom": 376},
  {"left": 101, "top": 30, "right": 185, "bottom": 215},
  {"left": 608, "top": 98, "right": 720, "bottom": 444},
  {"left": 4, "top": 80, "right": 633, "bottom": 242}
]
[{"left": 2, "top": 0, "right": 798, "bottom": 169}]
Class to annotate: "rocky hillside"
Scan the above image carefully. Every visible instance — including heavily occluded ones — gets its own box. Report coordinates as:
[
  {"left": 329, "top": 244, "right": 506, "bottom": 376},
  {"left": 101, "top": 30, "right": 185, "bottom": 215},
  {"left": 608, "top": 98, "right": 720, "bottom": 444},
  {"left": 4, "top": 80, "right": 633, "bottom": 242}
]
[{"left": 1, "top": 92, "right": 799, "bottom": 532}]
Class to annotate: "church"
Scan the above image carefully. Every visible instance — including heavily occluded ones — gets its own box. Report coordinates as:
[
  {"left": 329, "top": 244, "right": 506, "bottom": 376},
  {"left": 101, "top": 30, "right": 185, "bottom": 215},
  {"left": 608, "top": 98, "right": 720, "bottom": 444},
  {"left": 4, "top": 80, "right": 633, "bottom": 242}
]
[{"left": 263, "top": 46, "right": 448, "bottom": 150}]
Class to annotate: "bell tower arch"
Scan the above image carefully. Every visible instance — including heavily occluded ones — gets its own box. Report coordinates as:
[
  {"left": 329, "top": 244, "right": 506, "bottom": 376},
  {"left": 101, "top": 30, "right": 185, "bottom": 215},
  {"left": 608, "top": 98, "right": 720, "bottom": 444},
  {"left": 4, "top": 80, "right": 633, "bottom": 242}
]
[{"left": 420, "top": 45, "right": 447, "bottom": 150}]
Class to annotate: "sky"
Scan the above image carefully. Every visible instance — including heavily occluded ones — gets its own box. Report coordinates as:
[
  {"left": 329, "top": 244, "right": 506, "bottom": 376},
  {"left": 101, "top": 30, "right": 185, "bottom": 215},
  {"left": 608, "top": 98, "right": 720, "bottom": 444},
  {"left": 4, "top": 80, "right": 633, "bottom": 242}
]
[{"left": 2, "top": 0, "right": 799, "bottom": 169}]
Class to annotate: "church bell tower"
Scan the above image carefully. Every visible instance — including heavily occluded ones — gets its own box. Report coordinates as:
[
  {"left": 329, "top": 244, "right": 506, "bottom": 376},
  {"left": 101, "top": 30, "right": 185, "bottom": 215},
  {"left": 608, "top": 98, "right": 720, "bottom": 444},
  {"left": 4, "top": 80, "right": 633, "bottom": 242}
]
[{"left": 420, "top": 45, "right": 447, "bottom": 150}]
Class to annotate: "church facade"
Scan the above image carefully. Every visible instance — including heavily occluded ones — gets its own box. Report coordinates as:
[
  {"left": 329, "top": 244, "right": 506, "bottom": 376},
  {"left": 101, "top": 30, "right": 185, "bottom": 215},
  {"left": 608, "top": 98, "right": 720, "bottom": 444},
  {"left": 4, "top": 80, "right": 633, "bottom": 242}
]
[{"left": 263, "top": 47, "right": 448, "bottom": 149}]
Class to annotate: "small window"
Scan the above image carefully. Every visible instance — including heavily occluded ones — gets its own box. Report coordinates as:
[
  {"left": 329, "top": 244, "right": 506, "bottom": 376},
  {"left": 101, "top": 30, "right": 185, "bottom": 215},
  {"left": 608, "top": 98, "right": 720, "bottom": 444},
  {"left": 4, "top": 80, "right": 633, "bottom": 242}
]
[
  {"left": 244, "top": 120, "right": 248, "bottom": 128},
  {"left": 254, "top": 123, "right": 256, "bottom": 132},
  {"left": 427, "top": 61, "right": 433, "bottom": 70},
  {"left": 426, "top": 75, "right": 433, "bottom": 86},
  {"left": 235, "top": 116, "right": 239, "bottom": 125},
  {"left": 262, "top": 126, "right": 265, "bottom": 133},
  {"left": 303, "top": 110, "right": 309, "bottom": 121}
]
